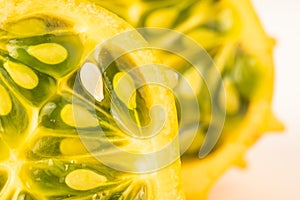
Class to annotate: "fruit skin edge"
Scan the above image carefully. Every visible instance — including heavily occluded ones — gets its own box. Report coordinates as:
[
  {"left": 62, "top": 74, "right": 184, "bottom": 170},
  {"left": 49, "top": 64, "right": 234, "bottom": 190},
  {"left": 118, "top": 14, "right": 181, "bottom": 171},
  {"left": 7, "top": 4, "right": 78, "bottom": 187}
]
[{"left": 181, "top": 0, "right": 284, "bottom": 199}]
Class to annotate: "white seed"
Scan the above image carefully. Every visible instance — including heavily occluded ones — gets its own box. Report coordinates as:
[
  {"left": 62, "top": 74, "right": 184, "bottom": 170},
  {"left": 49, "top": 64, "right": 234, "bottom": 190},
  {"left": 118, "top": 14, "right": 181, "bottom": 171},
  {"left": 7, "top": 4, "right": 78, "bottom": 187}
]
[
  {"left": 60, "top": 104, "right": 98, "bottom": 128},
  {"left": 48, "top": 159, "right": 54, "bottom": 166},
  {"left": 113, "top": 71, "right": 136, "bottom": 109},
  {"left": 65, "top": 169, "right": 107, "bottom": 191},
  {"left": 80, "top": 62, "right": 104, "bottom": 102},
  {"left": 0, "top": 85, "right": 12, "bottom": 116},
  {"left": 27, "top": 43, "right": 68, "bottom": 65},
  {"left": 3, "top": 61, "right": 39, "bottom": 89}
]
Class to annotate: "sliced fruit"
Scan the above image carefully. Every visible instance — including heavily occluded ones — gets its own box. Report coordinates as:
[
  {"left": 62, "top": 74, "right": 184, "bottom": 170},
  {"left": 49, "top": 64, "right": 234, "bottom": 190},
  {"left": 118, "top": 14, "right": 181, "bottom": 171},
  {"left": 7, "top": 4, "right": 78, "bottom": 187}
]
[
  {"left": 0, "top": 0, "right": 184, "bottom": 199},
  {"left": 94, "top": 0, "right": 284, "bottom": 199}
]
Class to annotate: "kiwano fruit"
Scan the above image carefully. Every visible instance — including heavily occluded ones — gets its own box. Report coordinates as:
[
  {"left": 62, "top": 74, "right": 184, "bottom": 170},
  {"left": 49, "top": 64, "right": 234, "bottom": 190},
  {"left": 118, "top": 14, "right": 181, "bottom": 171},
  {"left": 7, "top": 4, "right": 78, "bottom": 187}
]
[
  {"left": 92, "top": 0, "right": 284, "bottom": 199},
  {"left": 0, "top": 0, "right": 185, "bottom": 199}
]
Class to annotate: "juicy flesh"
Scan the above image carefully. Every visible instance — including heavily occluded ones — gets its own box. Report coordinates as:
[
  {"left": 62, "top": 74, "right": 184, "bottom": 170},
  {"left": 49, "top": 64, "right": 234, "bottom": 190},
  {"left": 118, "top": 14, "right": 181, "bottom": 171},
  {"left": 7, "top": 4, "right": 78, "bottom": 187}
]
[{"left": 0, "top": 1, "right": 184, "bottom": 199}]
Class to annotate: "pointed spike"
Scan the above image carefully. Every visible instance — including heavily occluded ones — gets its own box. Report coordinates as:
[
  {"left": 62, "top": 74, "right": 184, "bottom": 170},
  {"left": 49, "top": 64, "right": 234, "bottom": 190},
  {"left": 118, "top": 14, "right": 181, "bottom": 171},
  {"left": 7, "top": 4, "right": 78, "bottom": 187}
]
[
  {"left": 263, "top": 110, "right": 285, "bottom": 132},
  {"left": 235, "top": 157, "right": 247, "bottom": 169}
]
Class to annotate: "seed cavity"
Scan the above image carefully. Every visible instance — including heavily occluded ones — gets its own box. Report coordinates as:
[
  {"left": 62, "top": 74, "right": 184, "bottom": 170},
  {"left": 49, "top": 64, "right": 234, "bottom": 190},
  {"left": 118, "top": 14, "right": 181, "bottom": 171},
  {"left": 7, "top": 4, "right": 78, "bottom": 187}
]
[
  {"left": 27, "top": 43, "right": 68, "bottom": 65},
  {"left": 80, "top": 62, "right": 104, "bottom": 102},
  {"left": 113, "top": 71, "right": 136, "bottom": 109},
  {"left": 60, "top": 104, "right": 98, "bottom": 128},
  {"left": 0, "top": 85, "right": 12, "bottom": 116},
  {"left": 65, "top": 169, "right": 107, "bottom": 191},
  {"left": 3, "top": 61, "right": 39, "bottom": 89}
]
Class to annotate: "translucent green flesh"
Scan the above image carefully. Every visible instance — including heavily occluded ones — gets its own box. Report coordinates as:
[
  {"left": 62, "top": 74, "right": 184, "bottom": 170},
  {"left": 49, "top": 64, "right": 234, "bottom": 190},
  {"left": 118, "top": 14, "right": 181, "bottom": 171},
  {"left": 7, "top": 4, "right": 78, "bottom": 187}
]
[{"left": 0, "top": 14, "right": 157, "bottom": 200}]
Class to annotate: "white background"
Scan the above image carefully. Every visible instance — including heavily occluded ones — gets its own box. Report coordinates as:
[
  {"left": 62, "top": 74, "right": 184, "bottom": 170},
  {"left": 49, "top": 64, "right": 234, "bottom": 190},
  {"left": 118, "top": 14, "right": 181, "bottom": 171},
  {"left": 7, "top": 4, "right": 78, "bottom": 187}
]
[{"left": 209, "top": 1, "right": 300, "bottom": 199}]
